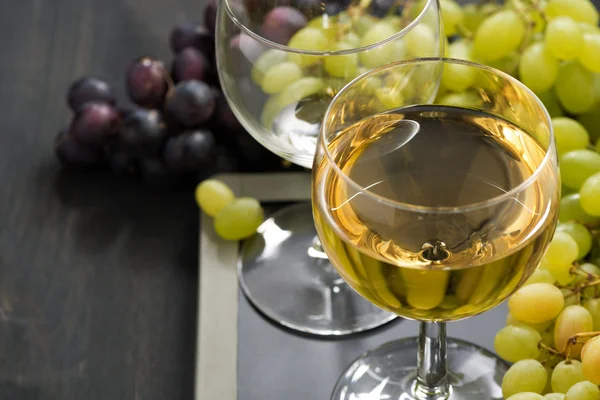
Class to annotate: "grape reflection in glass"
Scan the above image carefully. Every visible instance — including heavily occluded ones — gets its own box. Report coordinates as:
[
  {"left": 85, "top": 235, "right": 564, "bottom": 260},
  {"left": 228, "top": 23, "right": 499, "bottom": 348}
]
[
  {"left": 312, "top": 58, "right": 560, "bottom": 399},
  {"left": 216, "top": 0, "right": 444, "bottom": 335}
]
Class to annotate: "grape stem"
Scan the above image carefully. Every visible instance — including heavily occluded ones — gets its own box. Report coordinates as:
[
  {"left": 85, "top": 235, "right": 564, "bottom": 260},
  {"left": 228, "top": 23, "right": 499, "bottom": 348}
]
[
  {"left": 539, "top": 341, "right": 560, "bottom": 356},
  {"left": 563, "top": 331, "right": 600, "bottom": 360}
]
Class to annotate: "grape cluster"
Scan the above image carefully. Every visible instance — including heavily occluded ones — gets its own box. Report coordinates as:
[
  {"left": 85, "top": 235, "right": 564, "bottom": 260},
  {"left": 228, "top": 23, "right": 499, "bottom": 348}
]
[{"left": 54, "top": 1, "right": 298, "bottom": 186}]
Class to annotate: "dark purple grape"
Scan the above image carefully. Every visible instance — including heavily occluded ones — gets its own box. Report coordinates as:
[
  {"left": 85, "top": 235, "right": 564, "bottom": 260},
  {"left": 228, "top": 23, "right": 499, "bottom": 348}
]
[
  {"left": 169, "top": 22, "right": 215, "bottom": 58},
  {"left": 166, "top": 80, "right": 216, "bottom": 128},
  {"left": 125, "top": 57, "right": 169, "bottom": 108},
  {"left": 119, "top": 109, "right": 169, "bottom": 157},
  {"left": 171, "top": 48, "right": 210, "bottom": 83},
  {"left": 139, "top": 157, "right": 178, "bottom": 185},
  {"left": 369, "top": 0, "right": 394, "bottom": 17},
  {"left": 261, "top": 6, "right": 307, "bottom": 45},
  {"left": 54, "top": 130, "right": 104, "bottom": 167},
  {"left": 106, "top": 147, "right": 139, "bottom": 177},
  {"left": 67, "top": 77, "right": 116, "bottom": 112},
  {"left": 164, "top": 130, "right": 216, "bottom": 171},
  {"left": 71, "top": 102, "right": 122, "bottom": 145},
  {"left": 204, "top": 0, "right": 218, "bottom": 35},
  {"left": 325, "top": 0, "right": 352, "bottom": 15},
  {"left": 213, "top": 93, "right": 242, "bottom": 131}
]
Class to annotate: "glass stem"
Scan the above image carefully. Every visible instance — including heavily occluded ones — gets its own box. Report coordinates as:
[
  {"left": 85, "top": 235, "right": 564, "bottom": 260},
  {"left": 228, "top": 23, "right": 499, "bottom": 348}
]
[{"left": 414, "top": 321, "right": 449, "bottom": 400}]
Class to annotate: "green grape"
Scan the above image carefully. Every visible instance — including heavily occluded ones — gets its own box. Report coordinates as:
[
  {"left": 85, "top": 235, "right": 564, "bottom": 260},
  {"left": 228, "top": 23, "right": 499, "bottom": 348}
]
[
  {"left": 354, "top": 14, "right": 377, "bottom": 36},
  {"left": 545, "top": 16, "right": 584, "bottom": 60},
  {"left": 509, "top": 283, "right": 565, "bottom": 324},
  {"left": 360, "top": 39, "right": 406, "bottom": 69},
  {"left": 552, "top": 117, "right": 590, "bottom": 156},
  {"left": 260, "top": 77, "right": 325, "bottom": 128},
  {"left": 545, "top": 232, "right": 579, "bottom": 271},
  {"left": 560, "top": 193, "right": 600, "bottom": 224},
  {"left": 360, "top": 21, "right": 396, "bottom": 47},
  {"left": 546, "top": 0, "right": 599, "bottom": 26},
  {"left": 324, "top": 42, "right": 358, "bottom": 78},
  {"left": 441, "top": 40, "right": 475, "bottom": 92},
  {"left": 507, "top": 312, "right": 552, "bottom": 332},
  {"left": 440, "top": 0, "right": 463, "bottom": 37},
  {"left": 462, "top": 3, "right": 483, "bottom": 33},
  {"left": 486, "top": 52, "right": 520, "bottom": 76},
  {"left": 251, "top": 49, "right": 288, "bottom": 86},
  {"left": 288, "top": 27, "right": 328, "bottom": 66},
  {"left": 564, "top": 381, "right": 600, "bottom": 399},
  {"left": 583, "top": 299, "right": 600, "bottom": 331},
  {"left": 525, "top": 268, "right": 556, "bottom": 286},
  {"left": 260, "top": 62, "right": 302, "bottom": 94},
  {"left": 518, "top": 42, "right": 559, "bottom": 94},
  {"left": 552, "top": 360, "right": 587, "bottom": 393},
  {"left": 560, "top": 150, "right": 600, "bottom": 190},
  {"left": 342, "top": 32, "right": 360, "bottom": 48},
  {"left": 213, "top": 197, "right": 264, "bottom": 241},
  {"left": 555, "top": 61, "right": 595, "bottom": 114},
  {"left": 195, "top": 179, "right": 235, "bottom": 217},
  {"left": 580, "top": 33, "right": 600, "bottom": 73},
  {"left": 578, "top": 110, "right": 600, "bottom": 143},
  {"left": 579, "top": 265, "right": 600, "bottom": 299},
  {"left": 404, "top": 24, "right": 436, "bottom": 58},
  {"left": 579, "top": 22, "right": 600, "bottom": 35},
  {"left": 554, "top": 306, "right": 594, "bottom": 356},
  {"left": 551, "top": 265, "right": 577, "bottom": 286},
  {"left": 557, "top": 222, "right": 592, "bottom": 259},
  {"left": 502, "top": 359, "right": 548, "bottom": 398},
  {"left": 545, "top": 394, "right": 567, "bottom": 400},
  {"left": 580, "top": 172, "right": 600, "bottom": 216},
  {"left": 581, "top": 336, "right": 600, "bottom": 384},
  {"left": 538, "top": 91, "right": 565, "bottom": 118},
  {"left": 473, "top": 10, "right": 525, "bottom": 62},
  {"left": 436, "top": 91, "right": 482, "bottom": 108},
  {"left": 495, "top": 325, "right": 542, "bottom": 362},
  {"left": 507, "top": 393, "right": 545, "bottom": 400}
]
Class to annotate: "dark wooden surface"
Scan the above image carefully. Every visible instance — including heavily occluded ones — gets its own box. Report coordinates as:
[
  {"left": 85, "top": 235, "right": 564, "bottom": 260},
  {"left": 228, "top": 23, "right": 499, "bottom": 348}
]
[{"left": 0, "top": 1, "right": 205, "bottom": 399}]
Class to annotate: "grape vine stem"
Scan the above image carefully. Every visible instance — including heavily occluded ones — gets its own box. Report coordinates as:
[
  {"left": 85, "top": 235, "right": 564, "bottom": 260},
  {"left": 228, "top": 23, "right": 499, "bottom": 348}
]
[{"left": 563, "top": 331, "right": 600, "bottom": 361}]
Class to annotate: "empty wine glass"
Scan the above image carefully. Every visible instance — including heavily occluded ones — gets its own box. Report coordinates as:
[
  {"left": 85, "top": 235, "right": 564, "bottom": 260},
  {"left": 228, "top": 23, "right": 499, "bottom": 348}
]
[
  {"left": 216, "top": 0, "right": 444, "bottom": 335},
  {"left": 313, "top": 58, "right": 560, "bottom": 398}
]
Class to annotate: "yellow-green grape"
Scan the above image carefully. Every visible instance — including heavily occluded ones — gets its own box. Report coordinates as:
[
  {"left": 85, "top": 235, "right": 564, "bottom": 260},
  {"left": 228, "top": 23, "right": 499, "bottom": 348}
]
[
  {"left": 506, "top": 312, "right": 552, "bottom": 332},
  {"left": 288, "top": 27, "right": 328, "bottom": 66},
  {"left": 404, "top": 24, "right": 436, "bottom": 58},
  {"left": 580, "top": 33, "right": 600, "bottom": 73},
  {"left": 525, "top": 268, "right": 556, "bottom": 286},
  {"left": 580, "top": 172, "right": 600, "bottom": 216},
  {"left": 214, "top": 197, "right": 264, "bottom": 241},
  {"left": 581, "top": 336, "right": 600, "bottom": 384},
  {"left": 509, "top": 283, "right": 565, "bottom": 324},
  {"left": 324, "top": 42, "right": 358, "bottom": 78},
  {"left": 354, "top": 14, "right": 377, "bottom": 36},
  {"left": 564, "top": 381, "right": 600, "bottom": 399},
  {"left": 462, "top": 3, "right": 486, "bottom": 33},
  {"left": 554, "top": 305, "right": 594, "bottom": 356},
  {"left": 518, "top": 42, "right": 559, "bottom": 94},
  {"left": 195, "top": 179, "right": 235, "bottom": 217},
  {"left": 552, "top": 118, "right": 590, "bottom": 156},
  {"left": 538, "top": 91, "right": 565, "bottom": 118},
  {"left": 251, "top": 49, "right": 288, "bottom": 86},
  {"left": 579, "top": 265, "right": 600, "bottom": 299},
  {"left": 555, "top": 61, "right": 595, "bottom": 115},
  {"left": 307, "top": 14, "right": 338, "bottom": 43},
  {"left": 578, "top": 110, "right": 600, "bottom": 143},
  {"left": 583, "top": 299, "right": 600, "bottom": 331},
  {"left": 552, "top": 360, "right": 587, "bottom": 393},
  {"left": 358, "top": 22, "right": 401, "bottom": 68},
  {"left": 360, "top": 39, "right": 407, "bottom": 69},
  {"left": 440, "top": 0, "right": 463, "bottom": 36},
  {"left": 260, "top": 62, "right": 302, "bottom": 94},
  {"left": 546, "top": 0, "right": 599, "bottom": 26},
  {"left": 557, "top": 222, "right": 592, "bottom": 259},
  {"left": 261, "top": 77, "right": 325, "bottom": 127},
  {"left": 342, "top": 32, "right": 360, "bottom": 48},
  {"left": 546, "top": 17, "right": 584, "bottom": 60},
  {"left": 495, "top": 325, "right": 542, "bottom": 362},
  {"left": 436, "top": 91, "right": 482, "bottom": 108},
  {"left": 441, "top": 40, "right": 475, "bottom": 92},
  {"left": 580, "top": 22, "right": 600, "bottom": 35},
  {"left": 561, "top": 150, "right": 600, "bottom": 190},
  {"left": 545, "top": 232, "right": 579, "bottom": 271},
  {"left": 360, "top": 21, "right": 397, "bottom": 47},
  {"left": 545, "top": 394, "right": 566, "bottom": 400},
  {"left": 400, "top": 269, "right": 449, "bottom": 310},
  {"left": 506, "top": 394, "right": 544, "bottom": 400},
  {"left": 502, "top": 359, "right": 548, "bottom": 398},
  {"left": 473, "top": 10, "right": 525, "bottom": 62}
]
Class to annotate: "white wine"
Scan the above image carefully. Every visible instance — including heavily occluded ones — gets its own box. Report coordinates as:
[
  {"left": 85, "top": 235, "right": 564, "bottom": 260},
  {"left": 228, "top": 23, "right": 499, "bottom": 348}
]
[{"left": 313, "top": 105, "right": 559, "bottom": 321}]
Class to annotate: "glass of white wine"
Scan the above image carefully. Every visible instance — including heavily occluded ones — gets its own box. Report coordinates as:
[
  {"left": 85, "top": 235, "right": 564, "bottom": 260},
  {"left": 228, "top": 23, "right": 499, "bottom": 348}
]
[
  {"left": 216, "top": 0, "right": 444, "bottom": 335},
  {"left": 313, "top": 58, "right": 560, "bottom": 399}
]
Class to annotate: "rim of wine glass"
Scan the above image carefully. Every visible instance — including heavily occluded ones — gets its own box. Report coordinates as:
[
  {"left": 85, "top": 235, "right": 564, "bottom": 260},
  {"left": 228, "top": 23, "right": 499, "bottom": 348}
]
[
  {"left": 223, "top": 0, "right": 440, "bottom": 56},
  {"left": 319, "top": 57, "right": 557, "bottom": 215}
]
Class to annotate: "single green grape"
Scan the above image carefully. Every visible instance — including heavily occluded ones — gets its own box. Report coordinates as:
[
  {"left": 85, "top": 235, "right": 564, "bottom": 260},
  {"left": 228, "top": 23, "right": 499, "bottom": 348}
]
[
  {"left": 545, "top": 232, "right": 580, "bottom": 271},
  {"left": 441, "top": 40, "right": 475, "bottom": 92},
  {"left": 580, "top": 172, "right": 600, "bottom": 216},
  {"left": 260, "top": 62, "right": 303, "bottom": 94},
  {"left": 557, "top": 222, "right": 592, "bottom": 259},
  {"left": 552, "top": 360, "right": 587, "bottom": 393},
  {"left": 436, "top": 91, "right": 482, "bottom": 108},
  {"left": 559, "top": 193, "right": 600, "bottom": 224},
  {"left": 288, "top": 27, "right": 328, "bottom": 66},
  {"left": 506, "top": 393, "right": 544, "bottom": 400},
  {"left": 583, "top": 299, "right": 600, "bottom": 331},
  {"left": 538, "top": 91, "right": 565, "bottom": 118},
  {"left": 251, "top": 49, "right": 289, "bottom": 86},
  {"left": 502, "top": 359, "right": 547, "bottom": 398},
  {"left": 545, "top": 16, "right": 584, "bottom": 60},
  {"left": 554, "top": 306, "right": 594, "bottom": 356},
  {"left": 404, "top": 24, "right": 436, "bottom": 58},
  {"left": 509, "top": 283, "right": 565, "bottom": 324},
  {"left": 578, "top": 110, "right": 600, "bottom": 143},
  {"left": 555, "top": 61, "right": 595, "bottom": 114},
  {"left": 195, "top": 179, "right": 235, "bottom": 217},
  {"left": 495, "top": 325, "right": 542, "bottom": 363},
  {"left": 580, "top": 33, "right": 600, "bottom": 73},
  {"left": 473, "top": 10, "right": 525, "bottom": 62},
  {"left": 519, "top": 42, "right": 559, "bottom": 94},
  {"left": 564, "top": 380, "right": 600, "bottom": 399},
  {"left": 560, "top": 150, "right": 600, "bottom": 190},
  {"left": 581, "top": 335, "right": 600, "bottom": 384},
  {"left": 545, "top": 393, "right": 566, "bottom": 400},
  {"left": 546, "top": 0, "right": 599, "bottom": 26},
  {"left": 462, "top": 3, "right": 483, "bottom": 33},
  {"left": 260, "top": 77, "right": 325, "bottom": 128},
  {"left": 552, "top": 117, "right": 590, "bottom": 156},
  {"left": 324, "top": 42, "right": 358, "bottom": 78},
  {"left": 525, "top": 268, "right": 556, "bottom": 286},
  {"left": 213, "top": 197, "right": 264, "bottom": 241},
  {"left": 440, "top": 0, "right": 463, "bottom": 36}
]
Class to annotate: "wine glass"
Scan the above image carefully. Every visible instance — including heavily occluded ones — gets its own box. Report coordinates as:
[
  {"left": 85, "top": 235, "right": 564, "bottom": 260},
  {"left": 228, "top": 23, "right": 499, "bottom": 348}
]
[
  {"left": 313, "top": 58, "right": 560, "bottom": 399},
  {"left": 216, "top": 0, "right": 444, "bottom": 335}
]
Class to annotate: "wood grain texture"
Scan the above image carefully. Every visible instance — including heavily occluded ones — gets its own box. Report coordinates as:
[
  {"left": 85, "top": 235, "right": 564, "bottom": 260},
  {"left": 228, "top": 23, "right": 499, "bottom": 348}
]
[{"left": 0, "top": 0, "right": 204, "bottom": 399}]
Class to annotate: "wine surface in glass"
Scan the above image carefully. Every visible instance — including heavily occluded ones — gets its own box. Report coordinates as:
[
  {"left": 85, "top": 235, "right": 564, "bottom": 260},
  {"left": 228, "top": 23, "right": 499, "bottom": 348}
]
[{"left": 313, "top": 105, "right": 558, "bottom": 322}]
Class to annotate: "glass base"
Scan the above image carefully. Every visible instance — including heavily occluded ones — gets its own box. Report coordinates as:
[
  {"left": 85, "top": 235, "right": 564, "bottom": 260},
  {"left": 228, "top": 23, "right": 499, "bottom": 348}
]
[
  {"left": 332, "top": 337, "right": 509, "bottom": 400},
  {"left": 239, "top": 203, "right": 396, "bottom": 336}
]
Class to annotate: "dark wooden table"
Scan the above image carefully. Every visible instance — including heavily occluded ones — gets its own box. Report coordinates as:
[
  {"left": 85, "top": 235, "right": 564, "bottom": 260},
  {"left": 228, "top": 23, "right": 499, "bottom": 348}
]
[{"left": 0, "top": 1, "right": 204, "bottom": 398}]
